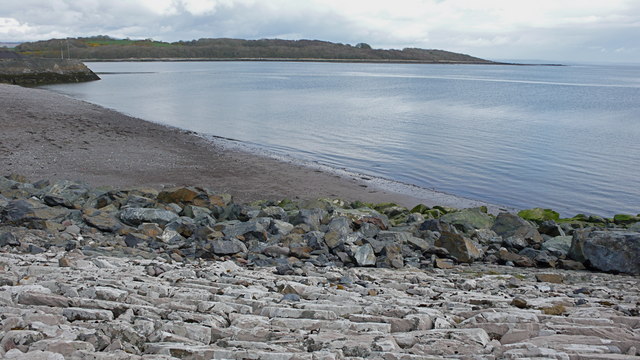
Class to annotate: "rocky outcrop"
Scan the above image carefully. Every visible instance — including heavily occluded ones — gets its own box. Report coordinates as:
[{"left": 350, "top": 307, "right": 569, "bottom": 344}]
[
  {"left": 569, "top": 230, "right": 640, "bottom": 275},
  {"left": 0, "top": 58, "right": 99, "bottom": 85},
  {"left": 0, "top": 175, "right": 639, "bottom": 358}
]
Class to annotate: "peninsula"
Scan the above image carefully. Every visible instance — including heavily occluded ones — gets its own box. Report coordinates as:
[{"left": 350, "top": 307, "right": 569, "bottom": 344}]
[{"left": 14, "top": 36, "right": 499, "bottom": 64}]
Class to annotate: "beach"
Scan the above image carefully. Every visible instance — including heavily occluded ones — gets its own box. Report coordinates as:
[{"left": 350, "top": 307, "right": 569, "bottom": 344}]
[{"left": 0, "top": 83, "right": 502, "bottom": 212}]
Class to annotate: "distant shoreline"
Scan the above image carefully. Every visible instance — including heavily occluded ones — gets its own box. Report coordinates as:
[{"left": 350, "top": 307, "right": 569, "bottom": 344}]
[{"left": 80, "top": 57, "right": 563, "bottom": 66}]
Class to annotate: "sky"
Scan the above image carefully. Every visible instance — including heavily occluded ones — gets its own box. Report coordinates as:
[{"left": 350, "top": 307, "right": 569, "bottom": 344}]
[{"left": 1, "top": 0, "right": 639, "bottom": 63}]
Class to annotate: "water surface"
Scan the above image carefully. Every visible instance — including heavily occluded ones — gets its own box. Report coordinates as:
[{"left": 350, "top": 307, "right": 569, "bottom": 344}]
[{"left": 44, "top": 61, "right": 640, "bottom": 217}]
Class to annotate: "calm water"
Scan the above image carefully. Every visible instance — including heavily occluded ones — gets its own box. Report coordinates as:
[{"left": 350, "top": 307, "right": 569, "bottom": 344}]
[{"left": 44, "top": 61, "right": 640, "bottom": 217}]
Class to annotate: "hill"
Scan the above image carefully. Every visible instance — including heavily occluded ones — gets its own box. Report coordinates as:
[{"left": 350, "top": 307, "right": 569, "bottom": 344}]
[{"left": 15, "top": 36, "right": 497, "bottom": 64}]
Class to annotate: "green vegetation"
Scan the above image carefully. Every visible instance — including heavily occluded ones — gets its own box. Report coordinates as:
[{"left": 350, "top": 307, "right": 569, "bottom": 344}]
[
  {"left": 14, "top": 35, "right": 496, "bottom": 64},
  {"left": 518, "top": 208, "right": 560, "bottom": 223}
]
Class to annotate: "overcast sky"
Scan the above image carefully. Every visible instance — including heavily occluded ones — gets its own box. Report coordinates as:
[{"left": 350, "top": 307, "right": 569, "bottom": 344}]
[{"left": 1, "top": 0, "right": 639, "bottom": 63}]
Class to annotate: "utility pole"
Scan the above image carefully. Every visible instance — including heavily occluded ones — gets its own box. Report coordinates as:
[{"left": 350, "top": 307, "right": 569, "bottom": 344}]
[{"left": 67, "top": 38, "right": 70, "bottom": 59}]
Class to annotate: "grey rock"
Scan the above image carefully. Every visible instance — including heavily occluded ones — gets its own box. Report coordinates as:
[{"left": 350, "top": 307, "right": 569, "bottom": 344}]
[
  {"left": 83, "top": 210, "right": 123, "bottom": 233},
  {"left": 258, "top": 206, "right": 288, "bottom": 221},
  {"left": 269, "top": 219, "right": 294, "bottom": 236},
  {"left": 354, "top": 244, "right": 376, "bottom": 266},
  {"left": 211, "top": 238, "right": 248, "bottom": 255},
  {"left": 223, "top": 220, "right": 268, "bottom": 241},
  {"left": 0, "top": 232, "right": 20, "bottom": 247},
  {"left": 291, "top": 208, "right": 327, "bottom": 231},
  {"left": 62, "top": 308, "right": 114, "bottom": 322},
  {"left": 440, "top": 207, "right": 494, "bottom": 232},
  {"left": 569, "top": 230, "right": 640, "bottom": 275},
  {"left": 435, "top": 231, "right": 483, "bottom": 263},
  {"left": 119, "top": 207, "right": 179, "bottom": 227},
  {"left": 41, "top": 180, "right": 90, "bottom": 208},
  {"left": 492, "top": 212, "right": 543, "bottom": 246},
  {"left": 2, "top": 199, "right": 69, "bottom": 225},
  {"left": 542, "top": 235, "right": 573, "bottom": 257}
]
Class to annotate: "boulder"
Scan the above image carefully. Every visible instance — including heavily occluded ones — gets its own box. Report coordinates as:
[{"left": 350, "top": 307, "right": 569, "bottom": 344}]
[
  {"left": 440, "top": 207, "right": 494, "bottom": 232},
  {"left": 211, "top": 238, "right": 248, "bottom": 255},
  {"left": 291, "top": 208, "right": 327, "bottom": 231},
  {"left": 517, "top": 208, "right": 560, "bottom": 223},
  {"left": 353, "top": 244, "right": 376, "bottom": 266},
  {"left": 542, "top": 235, "right": 572, "bottom": 257},
  {"left": 157, "top": 187, "right": 210, "bottom": 207},
  {"left": 492, "top": 212, "right": 543, "bottom": 246},
  {"left": 2, "top": 199, "right": 69, "bottom": 226},
  {"left": 435, "top": 231, "right": 483, "bottom": 263},
  {"left": 569, "top": 230, "right": 640, "bottom": 275},
  {"left": 119, "top": 207, "right": 179, "bottom": 227},
  {"left": 40, "top": 180, "right": 90, "bottom": 209},
  {"left": 82, "top": 209, "right": 123, "bottom": 233}
]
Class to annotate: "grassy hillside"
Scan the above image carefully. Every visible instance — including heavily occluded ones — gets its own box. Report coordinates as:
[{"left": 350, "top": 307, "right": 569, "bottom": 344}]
[{"left": 15, "top": 36, "right": 496, "bottom": 64}]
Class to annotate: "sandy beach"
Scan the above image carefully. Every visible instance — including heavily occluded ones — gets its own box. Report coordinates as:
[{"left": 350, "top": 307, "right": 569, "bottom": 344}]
[{"left": 0, "top": 83, "right": 504, "bottom": 211}]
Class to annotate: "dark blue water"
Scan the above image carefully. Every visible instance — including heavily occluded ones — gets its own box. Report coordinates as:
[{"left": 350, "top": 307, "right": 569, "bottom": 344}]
[{"left": 44, "top": 61, "right": 640, "bottom": 217}]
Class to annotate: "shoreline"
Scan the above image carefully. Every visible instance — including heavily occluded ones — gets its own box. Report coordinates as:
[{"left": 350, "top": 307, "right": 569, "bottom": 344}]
[{"left": 0, "top": 83, "right": 507, "bottom": 212}]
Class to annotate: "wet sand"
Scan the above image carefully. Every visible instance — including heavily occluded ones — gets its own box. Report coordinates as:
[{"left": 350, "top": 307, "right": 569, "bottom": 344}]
[{"left": 0, "top": 84, "right": 506, "bottom": 211}]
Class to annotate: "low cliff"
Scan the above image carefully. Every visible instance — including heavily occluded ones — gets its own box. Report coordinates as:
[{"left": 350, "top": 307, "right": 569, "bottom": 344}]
[{"left": 0, "top": 58, "right": 100, "bottom": 85}]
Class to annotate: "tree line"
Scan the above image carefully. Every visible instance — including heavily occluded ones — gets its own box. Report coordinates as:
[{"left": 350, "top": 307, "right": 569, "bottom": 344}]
[{"left": 15, "top": 36, "right": 494, "bottom": 64}]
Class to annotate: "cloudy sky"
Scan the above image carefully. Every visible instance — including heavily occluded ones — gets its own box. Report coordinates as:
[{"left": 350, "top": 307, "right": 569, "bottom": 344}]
[{"left": 1, "top": 0, "right": 639, "bottom": 63}]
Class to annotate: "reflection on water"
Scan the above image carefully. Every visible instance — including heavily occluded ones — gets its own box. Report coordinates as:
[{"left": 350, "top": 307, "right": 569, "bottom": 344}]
[{"left": 44, "top": 62, "right": 640, "bottom": 217}]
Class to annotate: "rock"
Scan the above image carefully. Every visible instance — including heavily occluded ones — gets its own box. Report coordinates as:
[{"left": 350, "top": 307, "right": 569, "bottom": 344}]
[
  {"left": 558, "top": 259, "right": 586, "bottom": 270},
  {"left": 440, "top": 207, "right": 494, "bottom": 232},
  {"left": 270, "top": 219, "right": 294, "bottom": 236},
  {"left": 538, "top": 220, "right": 565, "bottom": 237},
  {"left": 519, "top": 248, "right": 558, "bottom": 267},
  {"left": 2, "top": 199, "right": 69, "bottom": 226},
  {"left": 62, "top": 308, "right": 114, "bottom": 322},
  {"left": 498, "top": 248, "right": 536, "bottom": 267},
  {"left": 41, "top": 180, "right": 90, "bottom": 208},
  {"left": 569, "top": 230, "right": 640, "bottom": 275},
  {"left": 378, "top": 243, "right": 404, "bottom": 268},
  {"left": 334, "top": 207, "right": 389, "bottom": 230},
  {"left": 258, "top": 206, "right": 288, "bottom": 221},
  {"left": 613, "top": 214, "right": 640, "bottom": 225},
  {"left": 353, "top": 244, "right": 376, "bottom": 266},
  {"left": 118, "top": 207, "right": 179, "bottom": 227},
  {"left": 518, "top": 208, "right": 560, "bottom": 223},
  {"left": 435, "top": 258, "right": 455, "bottom": 269},
  {"left": 511, "top": 297, "right": 528, "bottom": 309},
  {"left": 82, "top": 209, "right": 123, "bottom": 233},
  {"left": 222, "top": 220, "right": 269, "bottom": 241},
  {"left": 4, "top": 349, "right": 65, "bottom": 359},
  {"left": 0, "top": 232, "right": 20, "bottom": 247},
  {"left": 157, "top": 187, "right": 210, "bottom": 207},
  {"left": 211, "top": 238, "right": 248, "bottom": 255},
  {"left": 542, "top": 235, "right": 572, "bottom": 257},
  {"left": 492, "top": 212, "right": 543, "bottom": 246},
  {"left": 536, "top": 273, "right": 564, "bottom": 284},
  {"left": 17, "top": 292, "right": 70, "bottom": 307},
  {"left": 291, "top": 208, "right": 327, "bottom": 231},
  {"left": 435, "top": 231, "right": 483, "bottom": 263}
]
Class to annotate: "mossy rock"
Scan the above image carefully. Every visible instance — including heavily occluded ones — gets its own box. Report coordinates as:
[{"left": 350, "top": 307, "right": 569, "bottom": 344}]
[
  {"left": 613, "top": 214, "right": 640, "bottom": 225},
  {"left": 410, "top": 204, "right": 431, "bottom": 214},
  {"left": 427, "top": 209, "right": 443, "bottom": 218},
  {"left": 518, "top": 208, "right": 560, "bottom": 223},
  {"left": 432, "top": 205, "right": 455, "bottom": 214},
  {"left": 350, "top": 200, "right": 375, "bottom": 210},
  {"left": 373, "top": 202, "right": 399, "bottom": 212}
]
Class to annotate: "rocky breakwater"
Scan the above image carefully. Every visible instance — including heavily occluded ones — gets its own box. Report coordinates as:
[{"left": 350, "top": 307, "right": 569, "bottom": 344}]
[
  {"left": 0, "top": 174, "right": 639, "bottom": 359},
  {"left": 0, "top": 58, "right": 99, "bottom": 85}
]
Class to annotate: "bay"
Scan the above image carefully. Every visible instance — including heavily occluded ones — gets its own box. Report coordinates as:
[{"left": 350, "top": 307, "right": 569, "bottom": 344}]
[{"left": 43, "top": 61, "right": 640, "bottom": 217}]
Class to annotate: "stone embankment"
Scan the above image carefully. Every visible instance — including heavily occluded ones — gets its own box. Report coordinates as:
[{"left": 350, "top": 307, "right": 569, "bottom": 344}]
[
  {"left": 0, "top": 58, "right": 99, "bottom": 85},
  {"left": 1, "top": 175, "right": 639, "bottom": 359}
]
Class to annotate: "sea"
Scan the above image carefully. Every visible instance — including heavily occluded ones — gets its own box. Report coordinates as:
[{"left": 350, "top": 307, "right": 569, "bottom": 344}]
[{"left": 42, "top": 61, "right": 640, "bottom": 217}]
